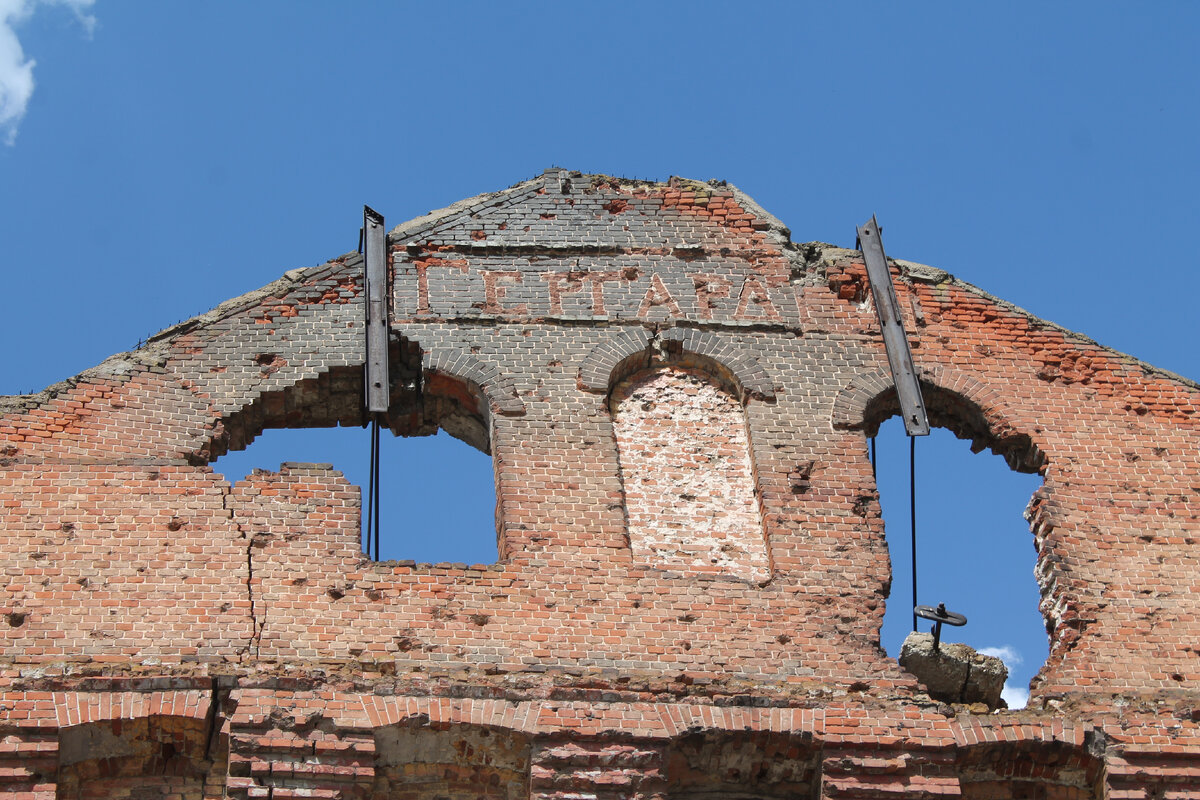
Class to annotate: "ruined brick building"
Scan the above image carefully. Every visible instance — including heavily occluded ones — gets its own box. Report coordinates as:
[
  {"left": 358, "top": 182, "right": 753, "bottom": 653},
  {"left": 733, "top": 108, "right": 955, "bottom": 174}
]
[{"left": 1, "top": 169, "right": 1198, "bottom": 798}]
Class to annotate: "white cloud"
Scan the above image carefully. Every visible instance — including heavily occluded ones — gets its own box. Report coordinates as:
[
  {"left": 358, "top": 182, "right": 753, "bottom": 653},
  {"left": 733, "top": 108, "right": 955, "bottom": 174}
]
[
  {"left": 980, "top": 645, "right": 1029, "bottom": 710},
  {"left": 1002, "top": 686, "right": 1030, "bottom": 709},
  {"left": 978, "top": 645, "right": 1023, "bottom": 666},
  {"left": 0, "top": 0, "right": 95, "bottom": 146}
]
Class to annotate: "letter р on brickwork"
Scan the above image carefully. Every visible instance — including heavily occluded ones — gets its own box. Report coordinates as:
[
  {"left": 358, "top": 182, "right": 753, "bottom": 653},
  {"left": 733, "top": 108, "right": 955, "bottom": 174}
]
[{"left": 0, "top": 167, "right": 1198, "bottom": 798}]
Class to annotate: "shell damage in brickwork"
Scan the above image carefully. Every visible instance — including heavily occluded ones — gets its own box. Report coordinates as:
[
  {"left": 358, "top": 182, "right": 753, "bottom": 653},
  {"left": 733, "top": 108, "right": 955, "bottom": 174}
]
[
  {"left": 0, "top": 169, "right": 1198, "bottom": 796},
  {"left": 612, "top": 366, "right": 769, "bottom": 582}
]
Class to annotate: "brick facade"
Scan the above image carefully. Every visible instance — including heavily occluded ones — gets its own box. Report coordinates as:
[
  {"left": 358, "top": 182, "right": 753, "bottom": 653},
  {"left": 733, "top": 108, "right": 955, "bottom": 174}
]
[{"left": 1, "top": 169, "right": 1197, "bottom": 797}]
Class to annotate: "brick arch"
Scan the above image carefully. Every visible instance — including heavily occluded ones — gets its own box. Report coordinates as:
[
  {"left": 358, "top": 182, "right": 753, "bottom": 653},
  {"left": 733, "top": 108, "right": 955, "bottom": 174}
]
[
  {"left": 418, "top": 344, "right": 526, "bottom": 417},
  {"left": 194, "top": 334, "right": 524, "bottom": 464},
  {"left": 56, "top": 690, "right": 213, "bottom": 726},
  {"left": 831, "top": 364, "right": 1045, "bottom": 474},
  {"left": 577, "top": 327, "right": 774, "bottom": 400},
  {"left": 577, "top": 327, "right": 653, "bottom": 392},
  {"left": 660, "top": 328, "right": 775, "bottom": 399}
]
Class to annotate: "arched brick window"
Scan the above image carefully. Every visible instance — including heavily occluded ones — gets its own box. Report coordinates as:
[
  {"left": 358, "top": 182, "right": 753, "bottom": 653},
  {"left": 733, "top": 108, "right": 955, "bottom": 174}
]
[
  {"left": 610, "top": 365, "right": 769, "bottom": 582},
  {"left": 203, "top": 338, "right": 513, "bottom": 565}
]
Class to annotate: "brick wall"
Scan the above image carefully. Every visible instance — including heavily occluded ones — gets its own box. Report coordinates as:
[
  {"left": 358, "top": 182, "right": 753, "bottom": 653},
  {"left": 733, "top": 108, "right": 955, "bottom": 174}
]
[
  {"left": 611, "top": 366, "right": 769, "bottom": 582},
  {"left": 0, "top": 169, "right": 1197, "bottom": 796}
]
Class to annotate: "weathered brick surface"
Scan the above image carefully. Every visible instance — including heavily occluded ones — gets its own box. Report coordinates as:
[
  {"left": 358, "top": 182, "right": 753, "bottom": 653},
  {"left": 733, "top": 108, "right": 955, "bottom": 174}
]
[
  {"left": 612, "top": 366, "right": 769, "bottom": 582},
  {"left": 1, "top": 169, "right": 1197, "bottom": 795}
]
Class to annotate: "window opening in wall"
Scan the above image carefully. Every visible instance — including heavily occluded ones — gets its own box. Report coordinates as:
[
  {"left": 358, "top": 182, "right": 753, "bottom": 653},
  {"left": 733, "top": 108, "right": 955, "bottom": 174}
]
[
  {"left": 211, "top": 427, "right": 497, "bottom": 565},
  {"left": 874, "top": 417, "right": 1046, "bottom": 708}
]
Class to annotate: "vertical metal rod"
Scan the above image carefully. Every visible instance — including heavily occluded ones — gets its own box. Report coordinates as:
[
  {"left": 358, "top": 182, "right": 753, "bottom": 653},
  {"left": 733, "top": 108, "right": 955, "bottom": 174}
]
[
  {"left": 870, "top": 436, "right": 877, "bottom": 480},
  {"left": 372, "top": 419, "right": 381, "bottom": 562},
  {"left": 910, "top": 435, "right": 918, "bottom": 633},
  {"left": 366, "top": 418, "right": 377, "bottom": 556}
]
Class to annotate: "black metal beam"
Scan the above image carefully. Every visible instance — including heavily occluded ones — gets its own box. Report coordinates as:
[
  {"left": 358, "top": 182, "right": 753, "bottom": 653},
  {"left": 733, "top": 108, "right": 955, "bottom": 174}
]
[
  {"left": 363, "top": 206, "right": 389, "bottom": 414},
  {"left": 857, "top": 216, "right": 930, "bottom": 436}
]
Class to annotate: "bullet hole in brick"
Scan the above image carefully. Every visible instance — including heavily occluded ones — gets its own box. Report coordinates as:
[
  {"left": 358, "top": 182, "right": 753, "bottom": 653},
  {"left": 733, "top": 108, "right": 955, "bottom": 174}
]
[
  {"left": 852, "top": 495, "right": 874, "bottom": 517},
  {"left": 366, "top": 590, "right": 382, "bottom": 601},
  {"left": 777, "top": 634, "right": 791, "bottom": 644},
  {"left": 5, "top": 612, "right": 27, "bottom": 627},
  {"left": 1172, "top": 674, "right": 1184, "bottom": 682},
  {"left": 394, "top": 636, "right": 416, "bottom": 651},
  {"left": 678, "top": 613, "right": 696, "bottom": 623},
  {"left": 789, "top": 461, "right": 814, "bottom": 494},
  {"left": 166, "top": 517, "right": 184, "bottom": 531},
  {"left": 327, "top": 587, "right": 345, "bottom": 600},
  {"left": 290, "top": 577, "right": 306, "bottom": 585},
  {"left": 469, "top": 613, "right": 490, "bottom": 626}
]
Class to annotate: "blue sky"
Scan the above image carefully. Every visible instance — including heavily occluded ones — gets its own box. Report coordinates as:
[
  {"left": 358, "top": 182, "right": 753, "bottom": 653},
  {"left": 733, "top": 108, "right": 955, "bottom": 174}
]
[{"left": 2, "top": 2, "right": 1197, "bottom": 707}]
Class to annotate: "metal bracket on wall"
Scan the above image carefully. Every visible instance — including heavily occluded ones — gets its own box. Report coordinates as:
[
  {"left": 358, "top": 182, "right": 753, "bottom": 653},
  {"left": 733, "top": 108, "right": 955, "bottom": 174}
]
[
  {"left": 857, "top": 216, "right": 930, "bottom": 436},
  {"left": 363, "top": 205, "right": 390, "bottom": 414}
]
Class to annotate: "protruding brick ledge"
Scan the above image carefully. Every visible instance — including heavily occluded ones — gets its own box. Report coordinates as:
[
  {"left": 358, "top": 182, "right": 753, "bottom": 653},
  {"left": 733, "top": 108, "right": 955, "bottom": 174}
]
[{"left": 4, "top": 690, "right": 1199, "bottom": 799}]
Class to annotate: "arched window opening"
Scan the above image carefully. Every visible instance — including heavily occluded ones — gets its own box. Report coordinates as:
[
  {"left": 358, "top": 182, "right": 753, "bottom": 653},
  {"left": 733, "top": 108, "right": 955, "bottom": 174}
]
[
  {"left": 956, "top": 741, "right": 1103, "bottom": 800},
  {"left": 373, "top": 723, "right": 530, "bottom": 800},
  {"left": 57, "top": 717, "right": 218, "bottom": 799},
  {"left": 663, "top": 732, "right": 820, "bottom": 799},
  {"left": 874, "top": 417, "right": 1046, "bottom": 709},
  {"left": 204, "top": 340, "right": 499, "bottom": 565},
  {"left": 610, "top": 364, "right": 769, "bottom": 583},
  {"left": 210, "top": 427, "right": 497, "bottom": 565}
]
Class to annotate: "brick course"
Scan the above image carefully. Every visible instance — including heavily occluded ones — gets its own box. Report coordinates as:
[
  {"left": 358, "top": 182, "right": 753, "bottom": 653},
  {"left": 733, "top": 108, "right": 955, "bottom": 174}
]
[{"left": 1, "top": 169, "right": 1197, "bottom": 796}]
